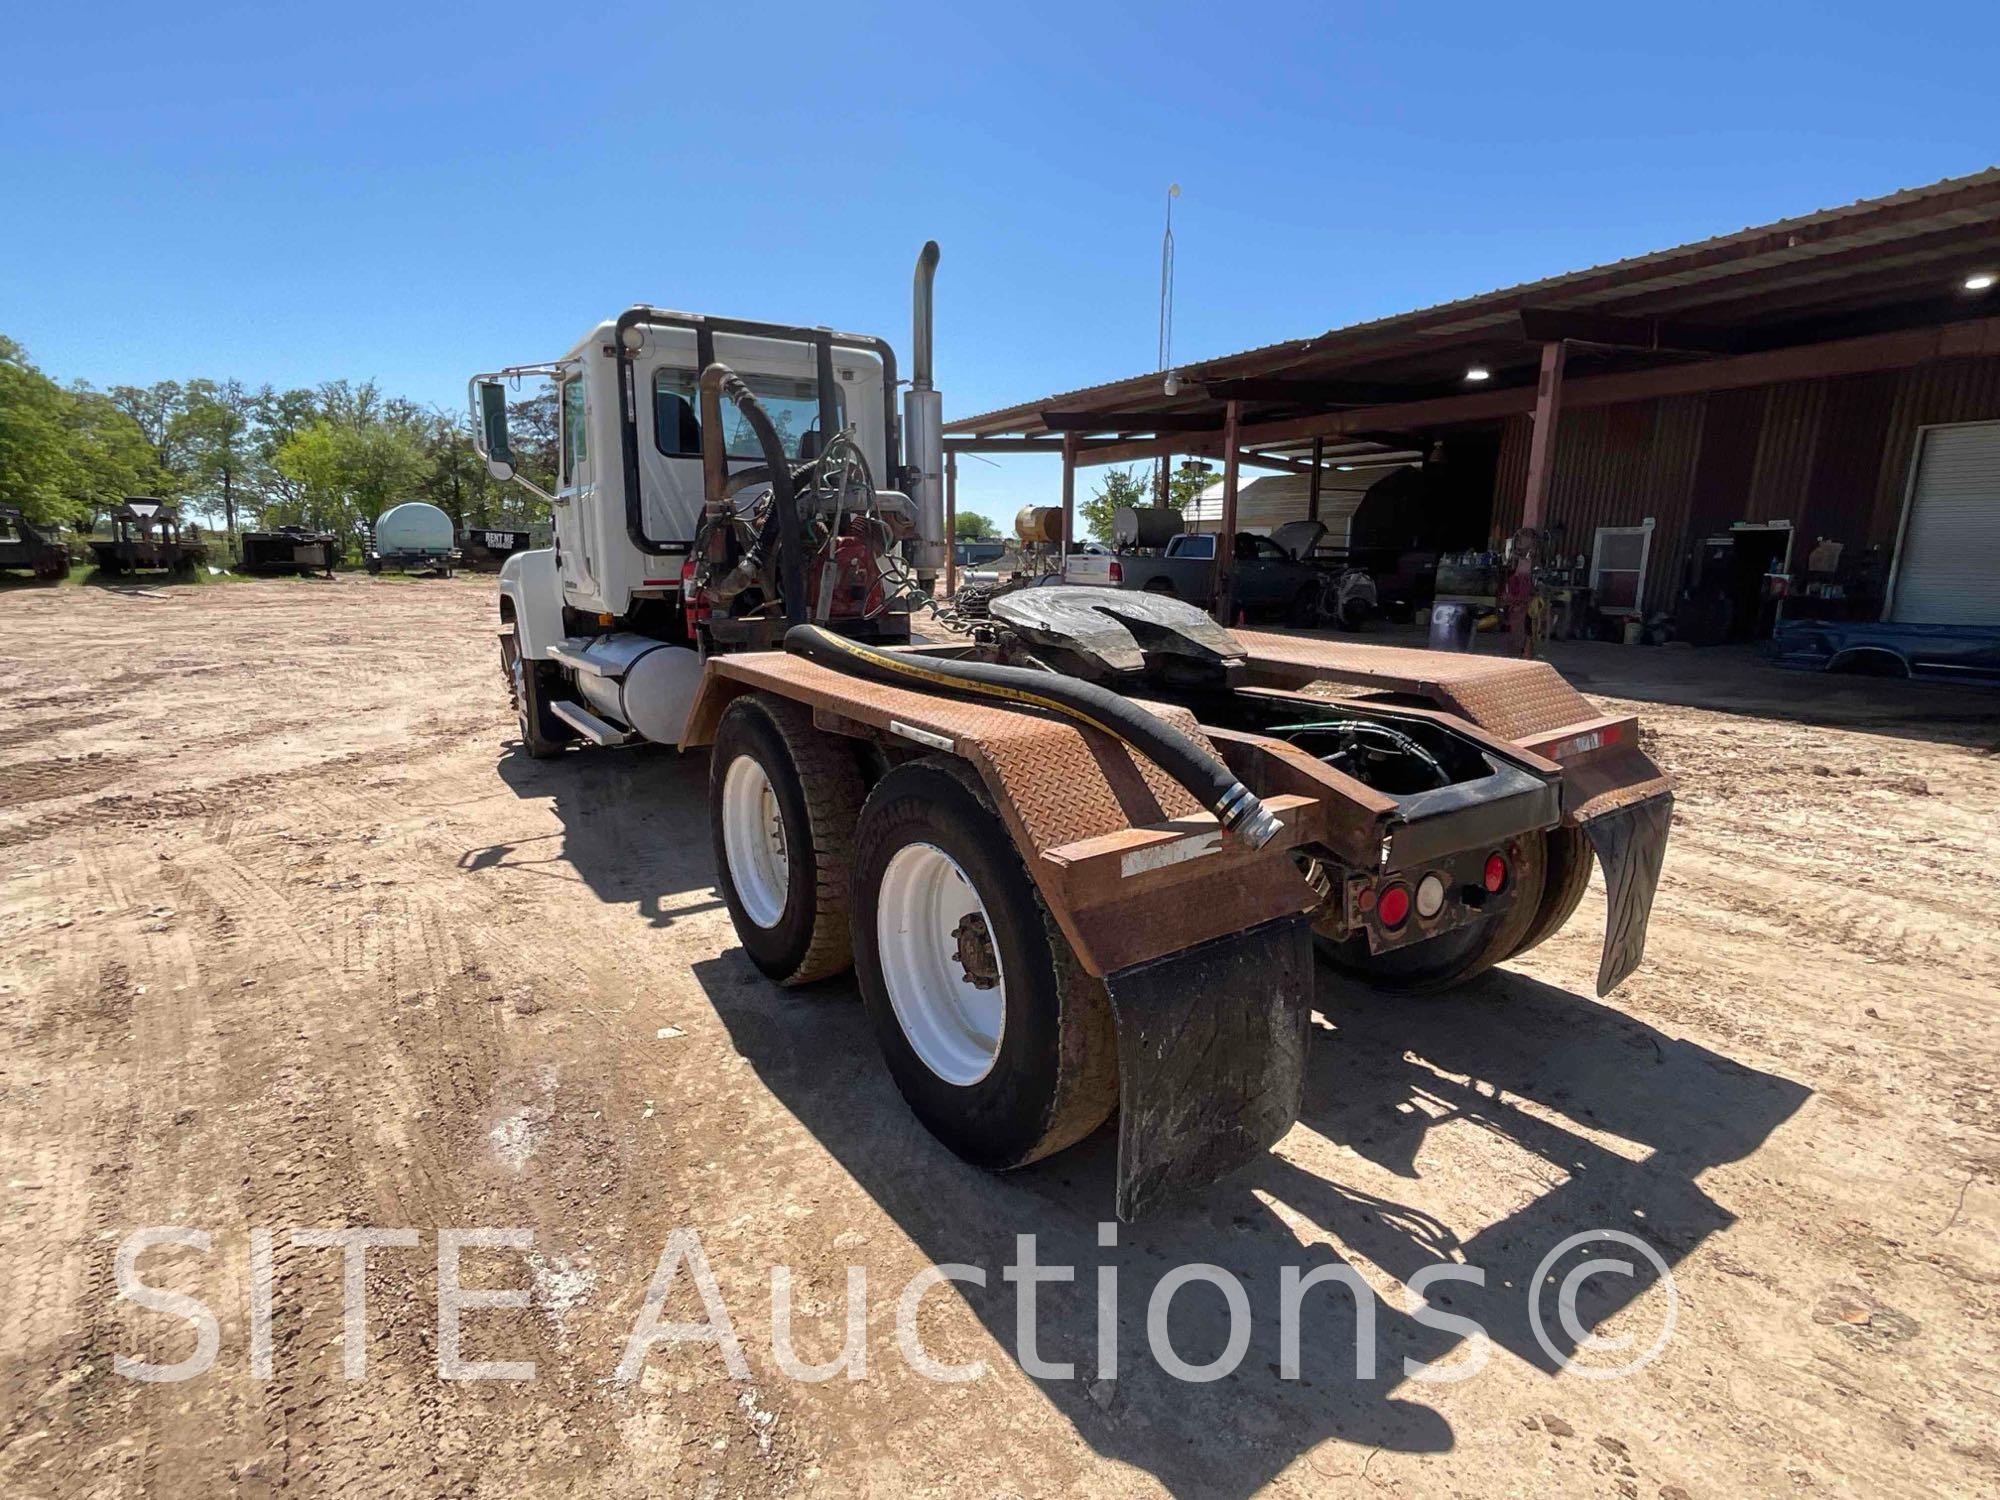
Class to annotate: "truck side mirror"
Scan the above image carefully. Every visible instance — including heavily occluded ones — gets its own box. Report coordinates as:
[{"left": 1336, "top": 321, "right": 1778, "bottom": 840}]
[{"left": 478, "top": 382, "right": 515, "bottom": 481}]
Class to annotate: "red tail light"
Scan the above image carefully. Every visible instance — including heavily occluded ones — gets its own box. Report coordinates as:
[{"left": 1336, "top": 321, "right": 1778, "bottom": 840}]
[
  {"left": 1377, "top": 883, "right": 1411, "bottom": 928},
  {"left": 1109, "top": 559, "right": 1123, "bottom": 584},
  {"left": 1483, "top": 853, "right": 1508, "bottom": 893}
]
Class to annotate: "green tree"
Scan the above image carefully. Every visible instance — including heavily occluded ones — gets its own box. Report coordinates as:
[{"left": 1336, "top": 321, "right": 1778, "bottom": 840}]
[
  {"left": 174, "top": 379, "right": 258, "bottom": 534},
  {"left": 1167, "top": 459, "right": 1214, "bottom": 513},
  {"left": 66, "top": 388, "right": 169, "bottom": 517},
  {"left": 108, "top": 380, "right": 190, "bottom": 495},
  {"left": 269, "top": 421, "right": 347, "bottom": 533},
  {"left": 1079, "top": 466, "right": 1151, "bottom": 543},
  {"left": 953, "top": 510, "right": 998, "bottom": 541},
  {"left": 0, "top": 337, "right": 86, "bottom": 524},
  {"left": 507, "top": 389, "right": 559, "bottom": 498},
  {"left": 0, "top": 339, "right": 170, "bottom": 527}
]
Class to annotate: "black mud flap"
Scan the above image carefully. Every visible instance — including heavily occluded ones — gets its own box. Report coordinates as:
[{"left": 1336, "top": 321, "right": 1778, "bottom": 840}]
[
  {"left": 1105, "top": 915, "right": 1313, "bottom": 1220},
  {"left": 1583, "top": 791, "right": 1673, "bottom": 997}
]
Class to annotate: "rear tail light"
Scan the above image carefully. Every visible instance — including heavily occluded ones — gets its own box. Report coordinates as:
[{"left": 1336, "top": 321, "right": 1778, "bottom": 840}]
[
  {"left": 1483, "top": 853, "right": 1508, "bottom": 893},
  {"left": 1109, "top": 559, "right": 1123, "bottom": 585},
  {"left": 1377, "top": 883, "right": 1411, "bottom": 928}
]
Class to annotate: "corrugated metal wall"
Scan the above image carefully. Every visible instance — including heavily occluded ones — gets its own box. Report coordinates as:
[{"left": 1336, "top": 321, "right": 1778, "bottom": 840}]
[
  {"left": 1488, "top": 353, "right": 2000, "bottom": 614},
  {"left": 1869, "top": 357, "right": 2000, "bottom": 548}
]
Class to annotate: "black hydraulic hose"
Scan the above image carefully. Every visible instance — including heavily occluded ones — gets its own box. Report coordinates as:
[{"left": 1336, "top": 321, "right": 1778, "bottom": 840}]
[
  {"left": 699, "top": 363, "right": 807, "bottom": 626},
  {"left": 784, "top": 624, "right": 1284, "bottom": 849}
]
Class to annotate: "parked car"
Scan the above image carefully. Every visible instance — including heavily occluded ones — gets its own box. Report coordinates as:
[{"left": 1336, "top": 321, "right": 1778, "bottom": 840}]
[
  {"left": 1770, "top": 617, "right": 2000, "bottom": 686},
  {"left": 1066, "top": 531, "right": 1324, "bottom": 622}
]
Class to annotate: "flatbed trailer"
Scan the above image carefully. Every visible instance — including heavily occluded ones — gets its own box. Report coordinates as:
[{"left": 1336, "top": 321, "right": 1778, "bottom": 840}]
[
  {"left": 0, "top": 507, "right": 71, "bottom": 580},
  {"left": 90, "top": 499, "right": 207, "bottom": 576},
  {"left": 238, "top": 526, "right": 338, "bottom": 575}
]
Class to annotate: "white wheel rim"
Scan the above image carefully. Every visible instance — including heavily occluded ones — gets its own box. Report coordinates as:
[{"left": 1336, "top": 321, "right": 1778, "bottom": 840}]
[
  {"left": 722, "top": 754, "right": 790, "bottom": 928},
  {"left": 876, "top": 842, "right": 1005, "bottom": 1086}
]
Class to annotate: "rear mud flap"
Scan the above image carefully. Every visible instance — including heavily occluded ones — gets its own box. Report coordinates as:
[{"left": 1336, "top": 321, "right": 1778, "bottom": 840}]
[
  {"left": 1105, "top": 916, "right": 1313, "bottom": 1220},
  {"left": 1583, "top": 792, "right": 1673, "bottom": 996}
]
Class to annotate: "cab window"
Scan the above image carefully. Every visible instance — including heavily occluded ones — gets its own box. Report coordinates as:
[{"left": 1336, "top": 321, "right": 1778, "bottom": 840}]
[
  {"left": 653, "top": 369, "right": 703, "bottom": 458},
  {"left": 652, "top": 368, "right": 843, "bottom": 461}
]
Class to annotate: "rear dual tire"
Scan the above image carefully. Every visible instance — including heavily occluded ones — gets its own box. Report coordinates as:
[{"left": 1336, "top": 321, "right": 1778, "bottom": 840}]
[
  {"left": 850, "top": 758, "right": 1117, "bottom": 1169},
  {"left": 710, "top": 695, "right": 865, "bottom": 985},
  {"left": 709, "top": 706, "right": 1117, "bottom": 1168}
]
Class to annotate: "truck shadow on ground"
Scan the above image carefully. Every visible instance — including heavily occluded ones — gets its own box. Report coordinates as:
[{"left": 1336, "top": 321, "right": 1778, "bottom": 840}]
[
  {"left": 688, "top": 943, "right": 1809, "bottom": 1498},
  {"left": 490, "top": 741, "right": 1810, "bottom": 1496},
  {"left": 479, "top": 742, "right": 724, "bottom": 928}
]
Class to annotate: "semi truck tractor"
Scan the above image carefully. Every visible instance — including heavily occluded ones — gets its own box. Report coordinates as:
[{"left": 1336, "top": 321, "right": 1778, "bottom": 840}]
[{"left": 470, "top": 245, "right": 1673, "bottom": 1217}]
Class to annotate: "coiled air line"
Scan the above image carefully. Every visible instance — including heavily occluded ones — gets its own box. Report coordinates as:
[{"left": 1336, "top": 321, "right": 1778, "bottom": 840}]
[{"left": 783, "top": 624, "right": 1285, "bottom": 849}]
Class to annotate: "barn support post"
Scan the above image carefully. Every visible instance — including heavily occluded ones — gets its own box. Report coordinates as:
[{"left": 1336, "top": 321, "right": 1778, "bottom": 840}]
[
  {"left": 1521, "top": 339, "right": 1568, "bottom": 532},
  {"left": 1308, "top": 436, "right": 1323, "bottom": 522},
  {"left": 1214, "top": 399, "right": 1243, "bottom": 625},
  {"left": 1061, "top": 431, "right": 1079, "bottom": 569},
  {"left": 944, "top": 449, "right": 958, "bottom": 596},
  {"left": 1511, "top": 339, "right": 1569, "bottom": 660}
]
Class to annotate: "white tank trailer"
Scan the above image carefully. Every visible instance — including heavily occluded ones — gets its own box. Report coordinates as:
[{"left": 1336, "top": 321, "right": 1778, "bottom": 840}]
[{"left": 368, "top": 502, "right": 461, "bottom": 576}]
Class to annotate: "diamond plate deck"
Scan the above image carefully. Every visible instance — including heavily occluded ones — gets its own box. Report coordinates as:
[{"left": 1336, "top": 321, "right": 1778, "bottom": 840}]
[
  {"left": 695, "top": 652, "right": 1211, "bottom": 853},
  {"left": 1233, "top": 630, "right": 1598, "bottom": 744}
]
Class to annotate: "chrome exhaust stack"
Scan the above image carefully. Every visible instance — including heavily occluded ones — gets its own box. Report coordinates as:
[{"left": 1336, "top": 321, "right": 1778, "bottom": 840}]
[{"left": 904, "top": 241, "right": 945, "bottom": 583}]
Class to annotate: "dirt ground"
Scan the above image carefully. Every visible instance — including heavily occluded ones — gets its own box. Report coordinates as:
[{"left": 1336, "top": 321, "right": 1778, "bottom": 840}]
[{"left": 2, "top": 574, "right": 1996, "bottom": 1499}]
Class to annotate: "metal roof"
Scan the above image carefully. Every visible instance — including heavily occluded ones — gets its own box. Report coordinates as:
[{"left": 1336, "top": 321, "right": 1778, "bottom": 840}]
[{"left": 947, "top": 167, "right": 2000, "bottom": 441}]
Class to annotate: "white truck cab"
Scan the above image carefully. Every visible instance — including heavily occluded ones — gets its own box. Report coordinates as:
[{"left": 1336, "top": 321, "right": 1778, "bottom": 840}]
[
  {"left": 478, "top": 314, "right": 901, "bottom": 625},
  {"left": 469, "top": 247, "right": 947, "bottom": 752}
]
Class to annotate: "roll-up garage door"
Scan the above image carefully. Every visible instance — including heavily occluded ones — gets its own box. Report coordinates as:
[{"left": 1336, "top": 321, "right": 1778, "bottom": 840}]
[{"left": 1889, "top": 421, "right": 2000, "bottom": 626}]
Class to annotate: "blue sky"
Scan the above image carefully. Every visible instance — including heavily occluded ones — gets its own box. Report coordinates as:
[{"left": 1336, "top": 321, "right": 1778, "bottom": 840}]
[{"left": 3, "top": 2, "right": 1993, "bottom": 523}]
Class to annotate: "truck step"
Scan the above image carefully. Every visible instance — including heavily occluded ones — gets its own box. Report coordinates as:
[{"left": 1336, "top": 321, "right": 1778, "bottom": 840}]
[
  {"left": 548, "top": 640, "right": 615, "bottom": 677},
  {"left": 549, "top": 700, "right": 631, "bottom": 745}
]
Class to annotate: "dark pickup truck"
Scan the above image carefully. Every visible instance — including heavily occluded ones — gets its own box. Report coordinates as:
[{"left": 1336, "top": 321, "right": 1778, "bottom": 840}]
[{"left": 1064, "top": 531, "right": 1323, "bottom": 622}]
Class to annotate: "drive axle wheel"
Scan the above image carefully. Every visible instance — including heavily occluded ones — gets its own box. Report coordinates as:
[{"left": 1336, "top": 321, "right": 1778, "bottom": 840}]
[
  {"left": 1505, "top": 823, "right": 1592, "bottom": 960},
  {"left": 710, "top": 694, "right": 864, "bottom": 985},
  {"left": 851, "top": 757, "right": 1116, "bottom": 1169},
  {"left": 500, "top": 629, "right": 570, "bottom": 759}
]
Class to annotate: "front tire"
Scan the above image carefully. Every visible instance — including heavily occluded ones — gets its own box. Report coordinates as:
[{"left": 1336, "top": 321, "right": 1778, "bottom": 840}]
[
  {"left": 710, "top": 695, "right": 865, "bottom": 985},
  {"left": 851, "top": 757, "right": 1116, "bottom": 1169},
  {"left": 501, "top": 630, "right": 570, "bottom": 759}
]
